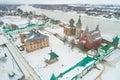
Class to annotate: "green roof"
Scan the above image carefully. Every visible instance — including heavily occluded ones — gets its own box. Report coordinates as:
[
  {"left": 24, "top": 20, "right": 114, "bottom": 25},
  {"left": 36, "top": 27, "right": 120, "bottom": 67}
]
[
  {"left": 50, "top": 74, "right": 57, "bottom": 80},
  {"left": 76, "top": 55, "right": 95, "bottom": 67},
  {"left": 27, "top": 24, "right": 37, "bottom": 27},
  {"left": 38, "top": 23, "right": 45, "bottom": 27},
  {"left": 57, "top": 56, "right": 95, "bottom": 79},
  {"left": 49, "top": 50, "right": 59, "bottom": 60},
  {"left": 76, "top": 16, "right": 81, "bottom": 27},
  {"left": 101, "top": 44, "right": 114, "bottom": 53},
  {"left": 2, "top": 26, "right": 7, "bottom": 29},
  {"left": 50, "top": 19, "right": 57, "bottom": 25},
  {"left": 113, "top": 36, "right": 119, "bottom": 43}
]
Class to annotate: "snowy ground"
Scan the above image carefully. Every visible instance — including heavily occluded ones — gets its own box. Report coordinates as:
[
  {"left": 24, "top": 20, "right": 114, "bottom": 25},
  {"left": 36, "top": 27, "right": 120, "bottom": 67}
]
[
  {"left": 0, "top": 45, "right": 23, "bottom": 80},
  {"left": 12, "top": 27, "right": 120, "bottom": 80},
  {"left": 13, "top": 30, "right": 87, "bottom": 80},
  {"left": 101, "top": 49, "right": 120, "bottom": 80},
  {"left": 0, "top": 16, "right": 28, "bottom": 27}
]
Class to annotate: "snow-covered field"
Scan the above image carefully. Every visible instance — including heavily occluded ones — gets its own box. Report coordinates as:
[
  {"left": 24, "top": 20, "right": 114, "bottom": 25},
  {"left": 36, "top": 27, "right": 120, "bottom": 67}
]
[
  {"left": 0, "top": 16, "right": 28, "bottom": 27},
  {"left": 14, "top": 30, "right": 87, "bottom": 80}
]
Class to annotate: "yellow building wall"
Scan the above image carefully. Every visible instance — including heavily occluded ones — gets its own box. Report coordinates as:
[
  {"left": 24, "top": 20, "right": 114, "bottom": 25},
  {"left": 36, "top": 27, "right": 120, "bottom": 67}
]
[{"left": 25, "top": 37, "right": 49, "bottom": 53}]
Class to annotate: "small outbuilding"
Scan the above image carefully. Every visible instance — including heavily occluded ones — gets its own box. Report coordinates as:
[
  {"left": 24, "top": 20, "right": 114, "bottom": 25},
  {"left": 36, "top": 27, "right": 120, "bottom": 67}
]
[{"left": 45, "top": 50, "right": 59, "bottom": 64}]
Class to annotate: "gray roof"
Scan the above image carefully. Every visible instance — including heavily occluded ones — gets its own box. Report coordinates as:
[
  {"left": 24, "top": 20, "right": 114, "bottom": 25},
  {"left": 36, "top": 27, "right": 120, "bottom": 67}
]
[{"left": 24, "top": 30, "right": 48, "bottom": 42}]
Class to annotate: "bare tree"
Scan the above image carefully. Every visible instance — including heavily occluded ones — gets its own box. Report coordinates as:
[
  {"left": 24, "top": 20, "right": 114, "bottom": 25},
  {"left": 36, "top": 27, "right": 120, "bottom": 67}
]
[
  {"left": 28, "top": 15, "right": 33, "bottom": 24},
  {"left": 70, "top": 39, "right": 75, "bottom": 49},
  {"left": 63, "top": 36, "right": 68, "bottom": 44}
]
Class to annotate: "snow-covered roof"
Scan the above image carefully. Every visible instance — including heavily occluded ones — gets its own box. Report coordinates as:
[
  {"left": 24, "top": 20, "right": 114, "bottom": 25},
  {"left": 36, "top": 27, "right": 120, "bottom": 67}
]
[
  {"left": 24, "top": 30, "right": 48, "bottom": 42},
  {"left": 64, "top": 25, "right": 76, "bottom": 29},
  {"left": 89, "top": 29, "right": 100, "bottom": 35},
  {"left": 94, "top": 36, "right": 102, "bottom": 41},
  {"left": 99, "top": 44, "right": 114, "bottom": 53},
  {"left": 81, "top": 40, "right": 86, "bottom": 43}
]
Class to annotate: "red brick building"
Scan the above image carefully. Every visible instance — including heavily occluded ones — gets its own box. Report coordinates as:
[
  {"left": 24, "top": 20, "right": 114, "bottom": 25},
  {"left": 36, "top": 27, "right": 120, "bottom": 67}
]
[{"left": 79, "top": 25, "right": 102, "bottom": 49}]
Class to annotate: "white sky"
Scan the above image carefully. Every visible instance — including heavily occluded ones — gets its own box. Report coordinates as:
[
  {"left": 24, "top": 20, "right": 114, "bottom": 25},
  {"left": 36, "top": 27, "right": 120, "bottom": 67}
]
[{"left": 1, "top": 0, "right": 120, "bottom": 5}]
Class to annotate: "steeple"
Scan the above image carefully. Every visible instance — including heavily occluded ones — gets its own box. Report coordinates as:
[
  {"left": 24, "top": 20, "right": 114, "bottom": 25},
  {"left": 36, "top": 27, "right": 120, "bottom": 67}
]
[
  {"left": 113, "top": 36, "right": 119, "bottom": 43},
  {"left": 76, "top": 16, "right": 82, "bottom": 27},
  {"left": 96, "top": 24, "right": 99, "bottom": 30}
]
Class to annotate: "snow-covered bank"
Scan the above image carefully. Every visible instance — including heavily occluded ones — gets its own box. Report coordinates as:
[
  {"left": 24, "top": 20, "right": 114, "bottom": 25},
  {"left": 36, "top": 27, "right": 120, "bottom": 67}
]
[
  {"left": 1, "top": 16, "right": 28, "bottom": 26},
  {"left": 19, "top": 5, "right": 120, "bottom": 36}
]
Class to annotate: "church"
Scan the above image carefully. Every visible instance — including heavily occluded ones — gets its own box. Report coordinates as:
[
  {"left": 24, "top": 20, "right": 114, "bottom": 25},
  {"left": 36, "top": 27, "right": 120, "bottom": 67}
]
[
  {"left": 79, "top": 25, "right": 102, "bottom": 49},
  {"left": 64, "top": 16, "right": 82, "bottom": 37}
]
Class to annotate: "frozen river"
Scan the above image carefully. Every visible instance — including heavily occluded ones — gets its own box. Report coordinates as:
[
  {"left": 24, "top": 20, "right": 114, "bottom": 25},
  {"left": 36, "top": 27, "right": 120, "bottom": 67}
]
[{"left": 82, "top": 15, "right": 120, "bottom": 36}]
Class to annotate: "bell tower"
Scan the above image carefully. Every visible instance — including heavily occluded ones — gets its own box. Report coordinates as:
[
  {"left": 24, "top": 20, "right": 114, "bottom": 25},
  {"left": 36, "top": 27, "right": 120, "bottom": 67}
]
[{"left": 76, "top": 16, "right": 82, "bottom": 38}]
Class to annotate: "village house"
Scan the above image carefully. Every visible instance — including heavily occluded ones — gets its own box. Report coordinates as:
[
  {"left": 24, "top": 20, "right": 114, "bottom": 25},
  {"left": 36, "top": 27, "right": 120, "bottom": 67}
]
[
  {"left": 45, "top": 50, "right": 59, "bottom": 64},
  {"left": 79, "top": 25, "right": 102, "bottom": 49},
  {"left": 20, "top": 29, "right": 49, "bottom": 53}
]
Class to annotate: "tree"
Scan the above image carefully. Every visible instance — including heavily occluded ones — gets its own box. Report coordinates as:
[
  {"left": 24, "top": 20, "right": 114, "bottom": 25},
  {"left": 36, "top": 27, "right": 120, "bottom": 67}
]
[
  {"left": 29, "top": 11, "right": 33, "bottom": 15},
  {"left": 70, "top": 39, "right": 75, "bottom": 49},
  {"left": 17, "top": 8, "right": 23, "bottom": 15},
  {"left": 28, "top": 15, "right": 33, "bottom": 24},
  {"left": 24, "top": 11, "right": 29, "bottom": 18},
  {"left": 63, "top": 36, "right": 68, "bottom": 44},
  {"left": 0, "top": 21, "right": 4, "bottom": 25}
]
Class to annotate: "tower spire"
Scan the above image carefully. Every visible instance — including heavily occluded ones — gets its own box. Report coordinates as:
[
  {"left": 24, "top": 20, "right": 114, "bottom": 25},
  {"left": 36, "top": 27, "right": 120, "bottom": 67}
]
[
  {"left": 96, "top": 24, "right": 99, "bottom": 30},
  {"left": 85, "top": 26, "right": 89, "bottom": 33},
  {"left": 76, "top": 16, "right": 82, "bottom": 27}
]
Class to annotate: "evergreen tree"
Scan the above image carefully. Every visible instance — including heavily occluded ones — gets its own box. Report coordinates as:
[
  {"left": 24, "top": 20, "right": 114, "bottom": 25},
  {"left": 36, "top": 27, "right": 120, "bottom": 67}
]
[{"left": 17, "top": 8, "right": 23, "bottom": 15}]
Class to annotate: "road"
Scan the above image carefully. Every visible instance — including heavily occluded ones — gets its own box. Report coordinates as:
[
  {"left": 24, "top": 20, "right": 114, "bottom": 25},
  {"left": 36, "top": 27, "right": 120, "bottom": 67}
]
[
  {"left": 95, "top": 62, "right": 105, "bottom": 80},
  {"left": 6, "top": 42, "right": 41, "bottom": 80}
]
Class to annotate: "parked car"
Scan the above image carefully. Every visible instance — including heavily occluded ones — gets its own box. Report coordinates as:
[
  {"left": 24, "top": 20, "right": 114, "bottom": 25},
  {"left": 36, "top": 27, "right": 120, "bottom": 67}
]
[
  {"left": 16, "top": 44, "right": 24, "bottom": 51},
  {"left": 8, "top": 72, "right": 15, "bottom": 77}
]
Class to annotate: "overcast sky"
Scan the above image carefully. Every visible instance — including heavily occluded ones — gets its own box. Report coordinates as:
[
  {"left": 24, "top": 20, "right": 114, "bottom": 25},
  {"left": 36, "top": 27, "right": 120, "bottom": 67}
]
[{"left": 1, "top": 0, "right": 120, "bottom": 5}]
